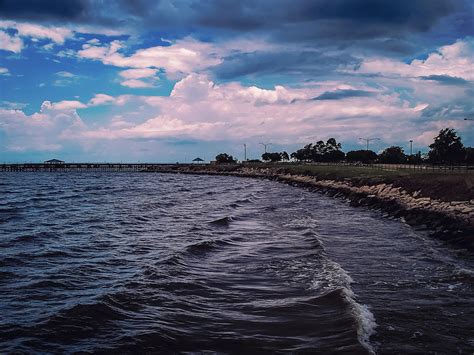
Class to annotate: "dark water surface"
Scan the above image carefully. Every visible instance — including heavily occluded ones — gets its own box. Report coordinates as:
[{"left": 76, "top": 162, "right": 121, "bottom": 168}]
[{"left": 0, "top": 173, "right": 473, "bottom": 354}]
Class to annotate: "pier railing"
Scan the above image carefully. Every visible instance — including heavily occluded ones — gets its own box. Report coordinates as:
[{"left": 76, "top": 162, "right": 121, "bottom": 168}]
[
  {"left": 0, "top": 163, "right": 186, "bottom": 172},
  {"left": 1, "top": 162, "right": 472, "bottom": 174}
]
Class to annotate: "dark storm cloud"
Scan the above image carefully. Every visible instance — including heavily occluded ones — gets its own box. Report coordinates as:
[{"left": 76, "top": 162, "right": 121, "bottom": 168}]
[
  {"left": 1, "top": 0, "right": 467, "bottom": 38},
  {"left": 1, "top": 0, "right": 471, "bottom": 79},
  {"left": 0, "top": 0, "right": 86, "bottom": 21},
  {"left": 212, "top": 51, "right": 360, "bottom": 80},
  {"left": 419, "top": 75, "right": 469, "bottom": 85},
  {"left": 312, "top": 89, "right": 375, "bottom": 101}
]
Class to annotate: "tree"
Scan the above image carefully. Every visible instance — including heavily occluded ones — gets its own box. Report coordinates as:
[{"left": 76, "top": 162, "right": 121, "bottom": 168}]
[
  {"left": 262, "top": 152, "right": 280, "bottom": 162},
  {"left": 465, "top": 147, "right": 474, "bottom": 164},
  {"left": 215, "top": 153, "right": 237, "bottom": 164},
  {"left": 291, "top": 143, "right": 313, "bottom": 161},
  {"left": 378, "top": 146, "right": 407, "bottom": 164},
  {"left": 428, "top": 128, "right": 465, "bottom": 164},
  {"left": 290, "top": 138, "right": 344, "bottom": 162},
  {"left": 346, "top": 150, "right": 378, "bottom": 163},
  {"left": 262, "top": 151, "right": 289, "bottom": 162},
  {"left": 407, "top": 151, "right": 423, "bottom": 164}
]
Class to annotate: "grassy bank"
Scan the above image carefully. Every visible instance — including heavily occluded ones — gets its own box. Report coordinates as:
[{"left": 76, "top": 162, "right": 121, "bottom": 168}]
[{"left": 176, "top": 163, "right": 473, "bottom": 202}]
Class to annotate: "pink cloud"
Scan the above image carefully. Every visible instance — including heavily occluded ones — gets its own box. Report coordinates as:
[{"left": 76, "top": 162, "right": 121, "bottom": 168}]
[{"left": 0, "top": 30, "right": 23, "bottom": 53}]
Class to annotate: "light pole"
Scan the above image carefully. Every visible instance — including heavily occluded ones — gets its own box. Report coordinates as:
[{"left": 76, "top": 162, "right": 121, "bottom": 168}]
[
  {"left": 409, "top": 140, "right": 413, "bottom": 156},
  {"left": 259, "top": 142, "right": 272, "bottom": 153},
  {"left": 243, "top": 143, "right": 247, "bottom": 161},
  {"left": 359, "top": 137, "right": 380, "bottom": 151}
]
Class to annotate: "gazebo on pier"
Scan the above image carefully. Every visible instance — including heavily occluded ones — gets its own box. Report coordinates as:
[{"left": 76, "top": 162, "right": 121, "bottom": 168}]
[
  {"left": 44, "top": 159, "right": 65, "bottom": 165},
  {"left": 192, "top": 157, "right": 205, "bottom": 164}
]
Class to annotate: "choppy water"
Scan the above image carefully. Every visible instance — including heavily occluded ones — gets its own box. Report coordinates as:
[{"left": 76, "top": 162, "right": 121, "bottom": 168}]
[{"left": 0, "top": 173, "right": 473, "bottom": 354}]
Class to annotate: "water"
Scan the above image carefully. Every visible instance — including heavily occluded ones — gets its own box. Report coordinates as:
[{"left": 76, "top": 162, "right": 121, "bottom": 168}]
[{"left": 0, "top": 173, "right": 473, "bottom": 354}]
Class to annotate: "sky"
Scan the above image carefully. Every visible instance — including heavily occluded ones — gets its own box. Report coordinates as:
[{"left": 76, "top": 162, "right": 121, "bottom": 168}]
[{"left": 0, "top": 0, "right": 473, "bottom": 163}]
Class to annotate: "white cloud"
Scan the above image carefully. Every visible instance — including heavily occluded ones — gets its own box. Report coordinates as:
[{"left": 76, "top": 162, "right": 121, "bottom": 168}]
[
  {"left": 0, "top": 67, "right": 10, "bottom": 75},
  {"left": 56, "top": 71, "right": 76, "bottom": 78},
  {"left": 0, "top": 105, "right": 84, "bottom": 153},
  {"left": 71, "top": 75, "right": 432, "bottom": 146},
  {"left": 118, "top": 68, "right": 159, "bottom": 88},
  {"left": 0, "top": 30, "right": 23, "bottom": 53},
  {"left": 52, "top": 71, "right": 80, "bottom": 87},
  {"left": 15, "top": 22, "right": 72, "bottom": 44},
  {"left": 89, "top": 94, "right": 116, "bottom": 106},
  {"left": 2, "top": 73, "right": 472, "bottom": 158},
  {"left": 41, "top": 100, "right": 87, "bottom": 111},
  {"left": 0, "top": 20, "right": 72, "bottom": 44},
  {"left": 77, "top": 37, "right": 222, "bottom": 79},
  {"left": 0, "top": 20, "right": 129, "bottom": 54},
  {"left": 354, "top": 38, "right": 474, "bottom": 80},
  {"left": 119, "top": 68, "right": 158, "bottom": 79},
  {"left": 120, "top": 79, "right": 155, "bottom": 88}
]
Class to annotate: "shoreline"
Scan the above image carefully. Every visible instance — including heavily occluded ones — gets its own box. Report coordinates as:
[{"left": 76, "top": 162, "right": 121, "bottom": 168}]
[{"left": 146, "top": 164, "right": 474, "bottom": 252}]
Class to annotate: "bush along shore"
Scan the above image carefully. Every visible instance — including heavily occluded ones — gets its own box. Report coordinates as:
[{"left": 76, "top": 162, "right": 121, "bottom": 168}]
[{"left": 146, "top": 163, "right": 474, "bottom": 252}]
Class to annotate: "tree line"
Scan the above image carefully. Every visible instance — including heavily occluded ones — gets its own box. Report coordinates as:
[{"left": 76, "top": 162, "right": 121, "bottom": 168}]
[{"left": 215, "top": 128, "right": 473, "bottom": 165}]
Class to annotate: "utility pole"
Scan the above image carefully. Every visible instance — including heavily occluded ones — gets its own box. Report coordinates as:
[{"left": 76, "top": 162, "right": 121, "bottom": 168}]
[
  {"left": 409, "top": 140, "right": 413, "bottom": 156},
  {"left": 259, "top": 142, "right": 272, "bottom": 153},
  {"left": 243, "top": 143, "right": 247, "bottom": 161},
  {"left": 359, "top": 137, "right": 380, "bottom": 151}
]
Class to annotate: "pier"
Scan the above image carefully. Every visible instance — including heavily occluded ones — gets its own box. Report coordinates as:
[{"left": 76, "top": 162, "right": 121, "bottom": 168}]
[{"left": 0, "top": 163, "right": 189, "bottom": 172}]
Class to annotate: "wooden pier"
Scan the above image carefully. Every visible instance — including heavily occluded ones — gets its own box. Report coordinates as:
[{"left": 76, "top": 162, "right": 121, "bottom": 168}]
[{"left": 0, "top": 163, "right": 189, "bottom": 172}]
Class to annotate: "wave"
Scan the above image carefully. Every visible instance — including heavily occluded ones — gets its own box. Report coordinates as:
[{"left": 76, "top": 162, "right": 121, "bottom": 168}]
[
  {"left": 9, "top": 231, "right": 57, "bottom": 245},
  {"left": 185, "top": 239, "right": 232, "bottom": 255},
  {"left": 314, "top": 259, "right": 377, "bottom": 354},
  {"left": 342, "top": 288, "right": 377, "bottom": 354},
  {"left": 21, "top": 279, "right": 73, "bottom": 290},
  {"left": 0, "top": 207, "right": 23, "bottom": 223},
  {"left": 36, "top": 250, "right": 72, "bottom": 259},
  {"left": 209, "top": 216, "right": 233, "bottom": 226}
]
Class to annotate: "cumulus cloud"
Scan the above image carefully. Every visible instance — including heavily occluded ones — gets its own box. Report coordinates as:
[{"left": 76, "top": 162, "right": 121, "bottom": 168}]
[
  {"left": 0, "top": 101, "right": 85, "bottom": 153},
  {"left": 1, "top": 72, "right": 472, "bottom": 159},
  {"left": 73, "top": 74, "right": 432, "bottom": 146},
  {"left": 0, "top": 67, "right": 10, "bottom": 75}
]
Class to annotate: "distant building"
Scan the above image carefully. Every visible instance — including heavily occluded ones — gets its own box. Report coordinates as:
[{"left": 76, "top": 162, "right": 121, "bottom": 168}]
[
  {"left": 192, "top": 157, "right": 205, "bottom": 164},
  {"left": 44, "top": 159, "right": 65, "bottom": 165}
]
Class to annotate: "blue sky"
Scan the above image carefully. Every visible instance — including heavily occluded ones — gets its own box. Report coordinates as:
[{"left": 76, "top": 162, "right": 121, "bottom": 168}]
[{"left": 0, "top": 0, "right": 473, "bottom": 162}]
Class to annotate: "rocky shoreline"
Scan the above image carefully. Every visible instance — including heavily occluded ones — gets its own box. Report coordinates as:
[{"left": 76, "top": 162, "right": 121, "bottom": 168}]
[{"left": 147, "top": 165, "right": 474, "bottom": 252}]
